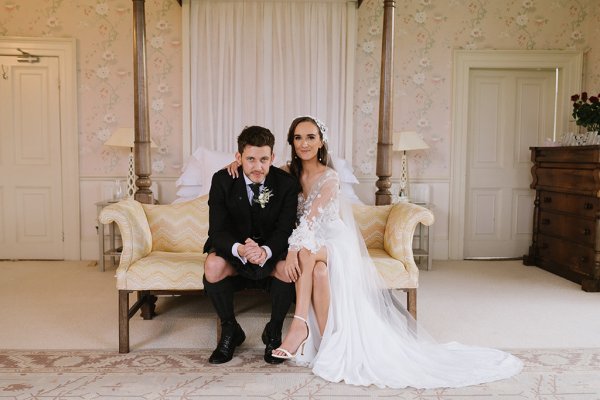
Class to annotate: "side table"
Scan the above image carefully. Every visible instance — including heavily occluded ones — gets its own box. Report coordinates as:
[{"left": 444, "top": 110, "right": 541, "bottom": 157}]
[
  {"left": 96, "top": 201, "right": 122, "bottom": 272},
  {"left": 411, "top": 201, "right": 433, "bottom": 270}
]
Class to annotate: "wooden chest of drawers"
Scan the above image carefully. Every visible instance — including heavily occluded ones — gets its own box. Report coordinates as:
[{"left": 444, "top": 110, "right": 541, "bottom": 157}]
[{"left": 524, "top": 145, "right": 600, "bottom": 292}]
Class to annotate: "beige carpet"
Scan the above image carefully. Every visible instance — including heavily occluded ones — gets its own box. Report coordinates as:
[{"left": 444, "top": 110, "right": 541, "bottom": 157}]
[
  {"left": 1, "top": 260, "right": 599, "bottom": 398},
  {"left": 1, "top": 259, "right": 599, "bottom": 350}
]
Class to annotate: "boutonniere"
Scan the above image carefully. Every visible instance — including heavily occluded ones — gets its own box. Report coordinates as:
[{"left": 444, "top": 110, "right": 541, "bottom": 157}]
[{"left": 254, "top": 186, "right": 274, "bottom": 208}]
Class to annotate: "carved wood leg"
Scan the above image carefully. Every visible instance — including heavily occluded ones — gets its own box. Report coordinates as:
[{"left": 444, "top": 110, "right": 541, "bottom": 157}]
[
  {"left": 140, "top": 292, "right": 157, "bottom": 320},
  {"left": 119, "top": 290, "right": 130, "bottom": 353},
  {"left": 406, "top": 289, "right": 417, "bottom": 320}
]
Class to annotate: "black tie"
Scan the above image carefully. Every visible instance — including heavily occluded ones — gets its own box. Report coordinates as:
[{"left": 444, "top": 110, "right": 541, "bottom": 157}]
[
  {"left": 249, "top": 183, "right": 262, "bottom": 241},
  {"left": 250, "top": 183, "right": 261, "bottom": 207}
]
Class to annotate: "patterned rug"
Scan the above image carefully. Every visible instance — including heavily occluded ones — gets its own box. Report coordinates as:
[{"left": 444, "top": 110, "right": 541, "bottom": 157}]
[{"left": 1, "top": 348, "right": 599, "bottom": 399}]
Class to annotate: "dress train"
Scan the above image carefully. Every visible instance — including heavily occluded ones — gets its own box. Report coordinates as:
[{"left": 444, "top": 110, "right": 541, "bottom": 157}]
[{"left": 288, "top": 168, "right": 523, "bottom": 389}]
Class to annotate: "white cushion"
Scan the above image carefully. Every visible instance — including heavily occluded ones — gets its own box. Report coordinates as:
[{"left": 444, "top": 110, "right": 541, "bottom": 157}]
[
  {"left": 175, "top": 147, "right": 234, "bottom": 198},
  {"left": 175, "top": 185, "right": 203, "bottom": 198},
  {"left": 174, "top": 147, "right": 363, "bottom": 204}
]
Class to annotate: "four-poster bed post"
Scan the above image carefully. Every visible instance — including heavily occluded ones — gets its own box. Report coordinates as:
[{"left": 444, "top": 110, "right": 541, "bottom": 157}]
[
  {"left": 132, "top": 0, "right": 154, "bottom": 204},
  {"left": 375, "top": 0, "right": 395, "bottom": 206},
  {"left": 131, "top": 0, "right": 395, "bottom": 204}
]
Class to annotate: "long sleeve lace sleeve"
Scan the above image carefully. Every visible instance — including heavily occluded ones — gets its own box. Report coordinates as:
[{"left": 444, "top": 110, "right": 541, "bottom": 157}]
[{"left": 288, "top": 169, "right": 340, "bottom": 253}]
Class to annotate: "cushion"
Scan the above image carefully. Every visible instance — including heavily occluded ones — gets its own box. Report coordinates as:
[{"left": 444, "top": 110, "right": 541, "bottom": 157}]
[
  {"left": 175, "top": 147, "right": 233, "bottom": 198},
  {"left": 352, "top": 204, "right": 393, "bottom": 249},
  {"left": 142, "top": 195, "right": 209, "bottom": 252},
  {"left": 176, "top": 184, "right": 203, "bottom": 198},
  {"left": 174, "top": 147, "right": 364, "bottom": 204},
  {"left": 176, "top": 155, "right": 204, "bottom": 186},
  {"left": 119, "top": 251, "right": 207, "bottom": 290},
  {"left": 369, "top": 248, "right": 417, "bottom": 288}
]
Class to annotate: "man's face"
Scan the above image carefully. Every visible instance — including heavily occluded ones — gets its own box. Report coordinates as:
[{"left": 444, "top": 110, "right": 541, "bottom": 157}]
[{"left": 235, "top": 145, "right": 274, "bottom": 184}]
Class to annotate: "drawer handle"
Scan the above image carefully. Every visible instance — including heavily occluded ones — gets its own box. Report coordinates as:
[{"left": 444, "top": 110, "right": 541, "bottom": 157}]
[
  {"left": 579, "top": 256, "right": 588, "bottom": 263},
  {"left": 543, "top": 196, "right": 552, "bottom": 203},
  {"left": 584, "top": 202, "right": 594, "bottom": 210},
  {"left": 541, "top": 218, "right": 550, "bottom": 225},
  {"left": 583, "top": 228, "right": 591, "bottom": 236}
]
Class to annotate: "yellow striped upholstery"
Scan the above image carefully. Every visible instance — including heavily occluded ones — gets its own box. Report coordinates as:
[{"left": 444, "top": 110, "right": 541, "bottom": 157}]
[
  {"left": 353, "top": 202, "right": 434, "bottom": 289},
  {"left": 368, "top": 248, "right": 417, "bottom": 288},
  {"left": 385, "top": 202, "right": 433, "bottom": 262},
  {"left": 142, "top": 196, "right": 209, "bottom": 252},
  {"left": 104, "top": 196, "right": 433, "bottom": 292},
  {"left": 99, "top": 199, "right": 152, "bottom": 272},
  {"left": 124, "top": 251, "right": 207, "bottom": 290},
  {"left": 352, "top": 204, "right": 393, "bottom": 249}
]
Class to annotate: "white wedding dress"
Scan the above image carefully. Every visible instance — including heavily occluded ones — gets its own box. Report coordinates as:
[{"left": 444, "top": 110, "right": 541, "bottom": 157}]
[{"left": 287, "top": 167, "right": 523, "bottom": 389}]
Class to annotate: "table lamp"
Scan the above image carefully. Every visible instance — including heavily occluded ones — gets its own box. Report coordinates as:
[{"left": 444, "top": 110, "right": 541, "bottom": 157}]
[
  {"left": 392, "top": 131, "right": 429, "bottom": 202},
  {"left": 104, "top": 127, "right": 157, "bottom": 198}
]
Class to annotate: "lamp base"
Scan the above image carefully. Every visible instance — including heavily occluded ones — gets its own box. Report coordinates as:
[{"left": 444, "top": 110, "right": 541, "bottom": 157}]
[
  {"left": 126, "top": 152, "right": 136, "bottom": 198},
  {"left": 397, "top": 195, "right": 409, "bottom": 203},
  {"left": 398, "top": 151, "right": 410, "bottom": 202}
]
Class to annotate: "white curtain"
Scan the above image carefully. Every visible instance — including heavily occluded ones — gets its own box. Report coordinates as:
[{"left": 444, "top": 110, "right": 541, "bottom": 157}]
[{"left": 188, "top": 0, "right": 355, "bottom": 161}]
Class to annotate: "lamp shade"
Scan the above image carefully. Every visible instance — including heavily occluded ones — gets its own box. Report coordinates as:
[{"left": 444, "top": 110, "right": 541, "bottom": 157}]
[
  {"left": 104, "top": 127, "right": 158, "bottom": 148},
  {"left": 393, "top": 131, "right": 429, "bottom": 152}
]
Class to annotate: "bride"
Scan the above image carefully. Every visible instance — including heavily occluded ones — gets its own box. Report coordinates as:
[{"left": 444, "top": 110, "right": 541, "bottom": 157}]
[{"left": 231, "top": 116, "right": 523, "bottom": 389}]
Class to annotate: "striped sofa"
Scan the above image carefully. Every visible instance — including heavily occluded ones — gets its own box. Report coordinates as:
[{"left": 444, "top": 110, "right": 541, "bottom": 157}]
[{"left": 99, "top": 195, "right": 434, "bottom": 353}]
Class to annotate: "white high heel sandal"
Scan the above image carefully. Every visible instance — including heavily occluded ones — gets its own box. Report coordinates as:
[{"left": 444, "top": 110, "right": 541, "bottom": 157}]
[{"left": 272, "top": 315, "right": 310, "bottom": 359}]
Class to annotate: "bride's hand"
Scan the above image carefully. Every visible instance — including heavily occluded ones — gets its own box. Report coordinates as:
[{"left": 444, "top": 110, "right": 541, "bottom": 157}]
[
  {"left": 226, "top": 160, "right": 241, "bottom": 178},
  {"left": 285, "top": 250, "right": 300, "bottom": 282}
]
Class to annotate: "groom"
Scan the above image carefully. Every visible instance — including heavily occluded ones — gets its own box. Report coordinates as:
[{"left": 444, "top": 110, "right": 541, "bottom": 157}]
[{"left": 203, "top": 125, "right": 298, "bottom": 364}]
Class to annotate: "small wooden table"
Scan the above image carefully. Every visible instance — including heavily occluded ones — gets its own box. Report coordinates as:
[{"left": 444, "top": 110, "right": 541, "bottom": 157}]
[{"left": 96, "top": 201, "right": 121, "bottom": 272}]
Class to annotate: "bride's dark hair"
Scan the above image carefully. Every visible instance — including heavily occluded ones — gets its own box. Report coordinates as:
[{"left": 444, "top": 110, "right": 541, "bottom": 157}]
[{"left": 286, "top": 116, "right": 330, "bottom": 179}]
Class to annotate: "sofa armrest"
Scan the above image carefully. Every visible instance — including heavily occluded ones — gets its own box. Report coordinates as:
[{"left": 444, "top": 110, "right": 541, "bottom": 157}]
[
  {"left": 98, "top": 199, "right": 152, "bottom": 276},
  {"left": 384, "top": 202, "right": 434, "bottom": 273}
]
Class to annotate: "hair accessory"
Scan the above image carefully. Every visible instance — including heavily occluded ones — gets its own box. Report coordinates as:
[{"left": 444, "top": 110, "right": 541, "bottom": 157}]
[{"left": 297, "top": 115, "right": 329, "bottom": 143}]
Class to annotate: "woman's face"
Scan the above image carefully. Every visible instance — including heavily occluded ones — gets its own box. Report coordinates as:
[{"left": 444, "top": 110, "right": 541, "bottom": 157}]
[{"left": 293, "top": 121, "right": 322, "bottom": 161}]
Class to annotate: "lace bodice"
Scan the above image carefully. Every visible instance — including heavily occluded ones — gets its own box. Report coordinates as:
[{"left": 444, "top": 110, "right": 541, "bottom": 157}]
[{"left": 288, "top": 168, "right": 340, "bottom": 253}]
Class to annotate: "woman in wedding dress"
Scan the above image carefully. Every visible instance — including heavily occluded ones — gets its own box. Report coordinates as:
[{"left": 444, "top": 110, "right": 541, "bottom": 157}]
[
  {"left": 228, "top": 116, "right": 523, "bottom": 389},
  {"left": 233, "top": 116, "right": 523, "bottom": 388}
]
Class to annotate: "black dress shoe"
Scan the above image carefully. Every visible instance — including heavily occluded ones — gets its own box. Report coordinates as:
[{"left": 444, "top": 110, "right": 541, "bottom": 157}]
[
  {"left": 262, "top": 322, "right": 284, "bottom": 364},
  {"left": 209, "top": 322, "right": 246, "bottom": 364}
]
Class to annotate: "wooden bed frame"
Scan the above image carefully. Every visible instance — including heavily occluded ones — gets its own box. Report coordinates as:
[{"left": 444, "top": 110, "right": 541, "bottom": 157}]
[{"left": 130, "top": 0, "right": 396, "bottom": 205}]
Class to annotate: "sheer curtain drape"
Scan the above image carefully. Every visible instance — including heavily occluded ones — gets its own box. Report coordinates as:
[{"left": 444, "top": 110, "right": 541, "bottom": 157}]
[{"left": 187, "top": 0, "right": 355, "bottom": 160}]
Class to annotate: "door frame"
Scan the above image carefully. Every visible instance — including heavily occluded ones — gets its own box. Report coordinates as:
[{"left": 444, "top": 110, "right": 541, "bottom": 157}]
[
  {"left": 0, "top": 37, "right": 80, "bottom": 260},
  {"left": 449, "top": 50, "right": 583, "bottom": 260}
]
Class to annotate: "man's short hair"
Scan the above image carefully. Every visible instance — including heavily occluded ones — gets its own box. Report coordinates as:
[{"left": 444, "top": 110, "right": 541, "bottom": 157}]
[{"left": 237, "top": 126, "right": 275, "bottom": 154}]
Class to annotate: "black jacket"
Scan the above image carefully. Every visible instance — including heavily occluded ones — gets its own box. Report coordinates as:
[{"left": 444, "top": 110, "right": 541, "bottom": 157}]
[{"left": 203, "top": 165, "right": 299, "bottom": 271}]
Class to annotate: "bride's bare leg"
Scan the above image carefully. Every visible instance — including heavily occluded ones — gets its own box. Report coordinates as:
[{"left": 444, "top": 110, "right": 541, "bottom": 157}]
[
  {"left": 274, "top": 247, "right": 327, "bottom": 356},
  {"left": 312, "top": 261, "right": 329, "bottom": 336}
]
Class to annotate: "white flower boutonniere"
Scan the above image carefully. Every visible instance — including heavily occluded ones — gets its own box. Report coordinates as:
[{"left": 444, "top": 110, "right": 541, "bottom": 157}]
[{"left": 254, "top": 186, "right": 274, "bottom": 208}]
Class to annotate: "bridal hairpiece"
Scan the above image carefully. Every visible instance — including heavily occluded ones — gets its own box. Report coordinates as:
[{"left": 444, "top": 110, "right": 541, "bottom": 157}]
[{"left": 298, "top": 115, "right": 329, "bottom": 143}]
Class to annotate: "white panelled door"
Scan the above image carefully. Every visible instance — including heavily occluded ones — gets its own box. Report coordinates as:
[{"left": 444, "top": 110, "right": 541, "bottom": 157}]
[
  {"left": 464, "top": 68, "right": 556, "bottom": 258},
  {"left": 0, "top": 55, "right": 64, "bottom": 259}
]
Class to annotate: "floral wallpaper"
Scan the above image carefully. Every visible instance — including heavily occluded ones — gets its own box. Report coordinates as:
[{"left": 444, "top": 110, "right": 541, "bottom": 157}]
[
  {"left": 1, "top": 0, "right": 599, "bottom": 183},
  {"left": 353, "top": 0, "right": 600, "bottom": 180},
  {"left": 0, "top": 0, "right": 182, "bottom": 177}
]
